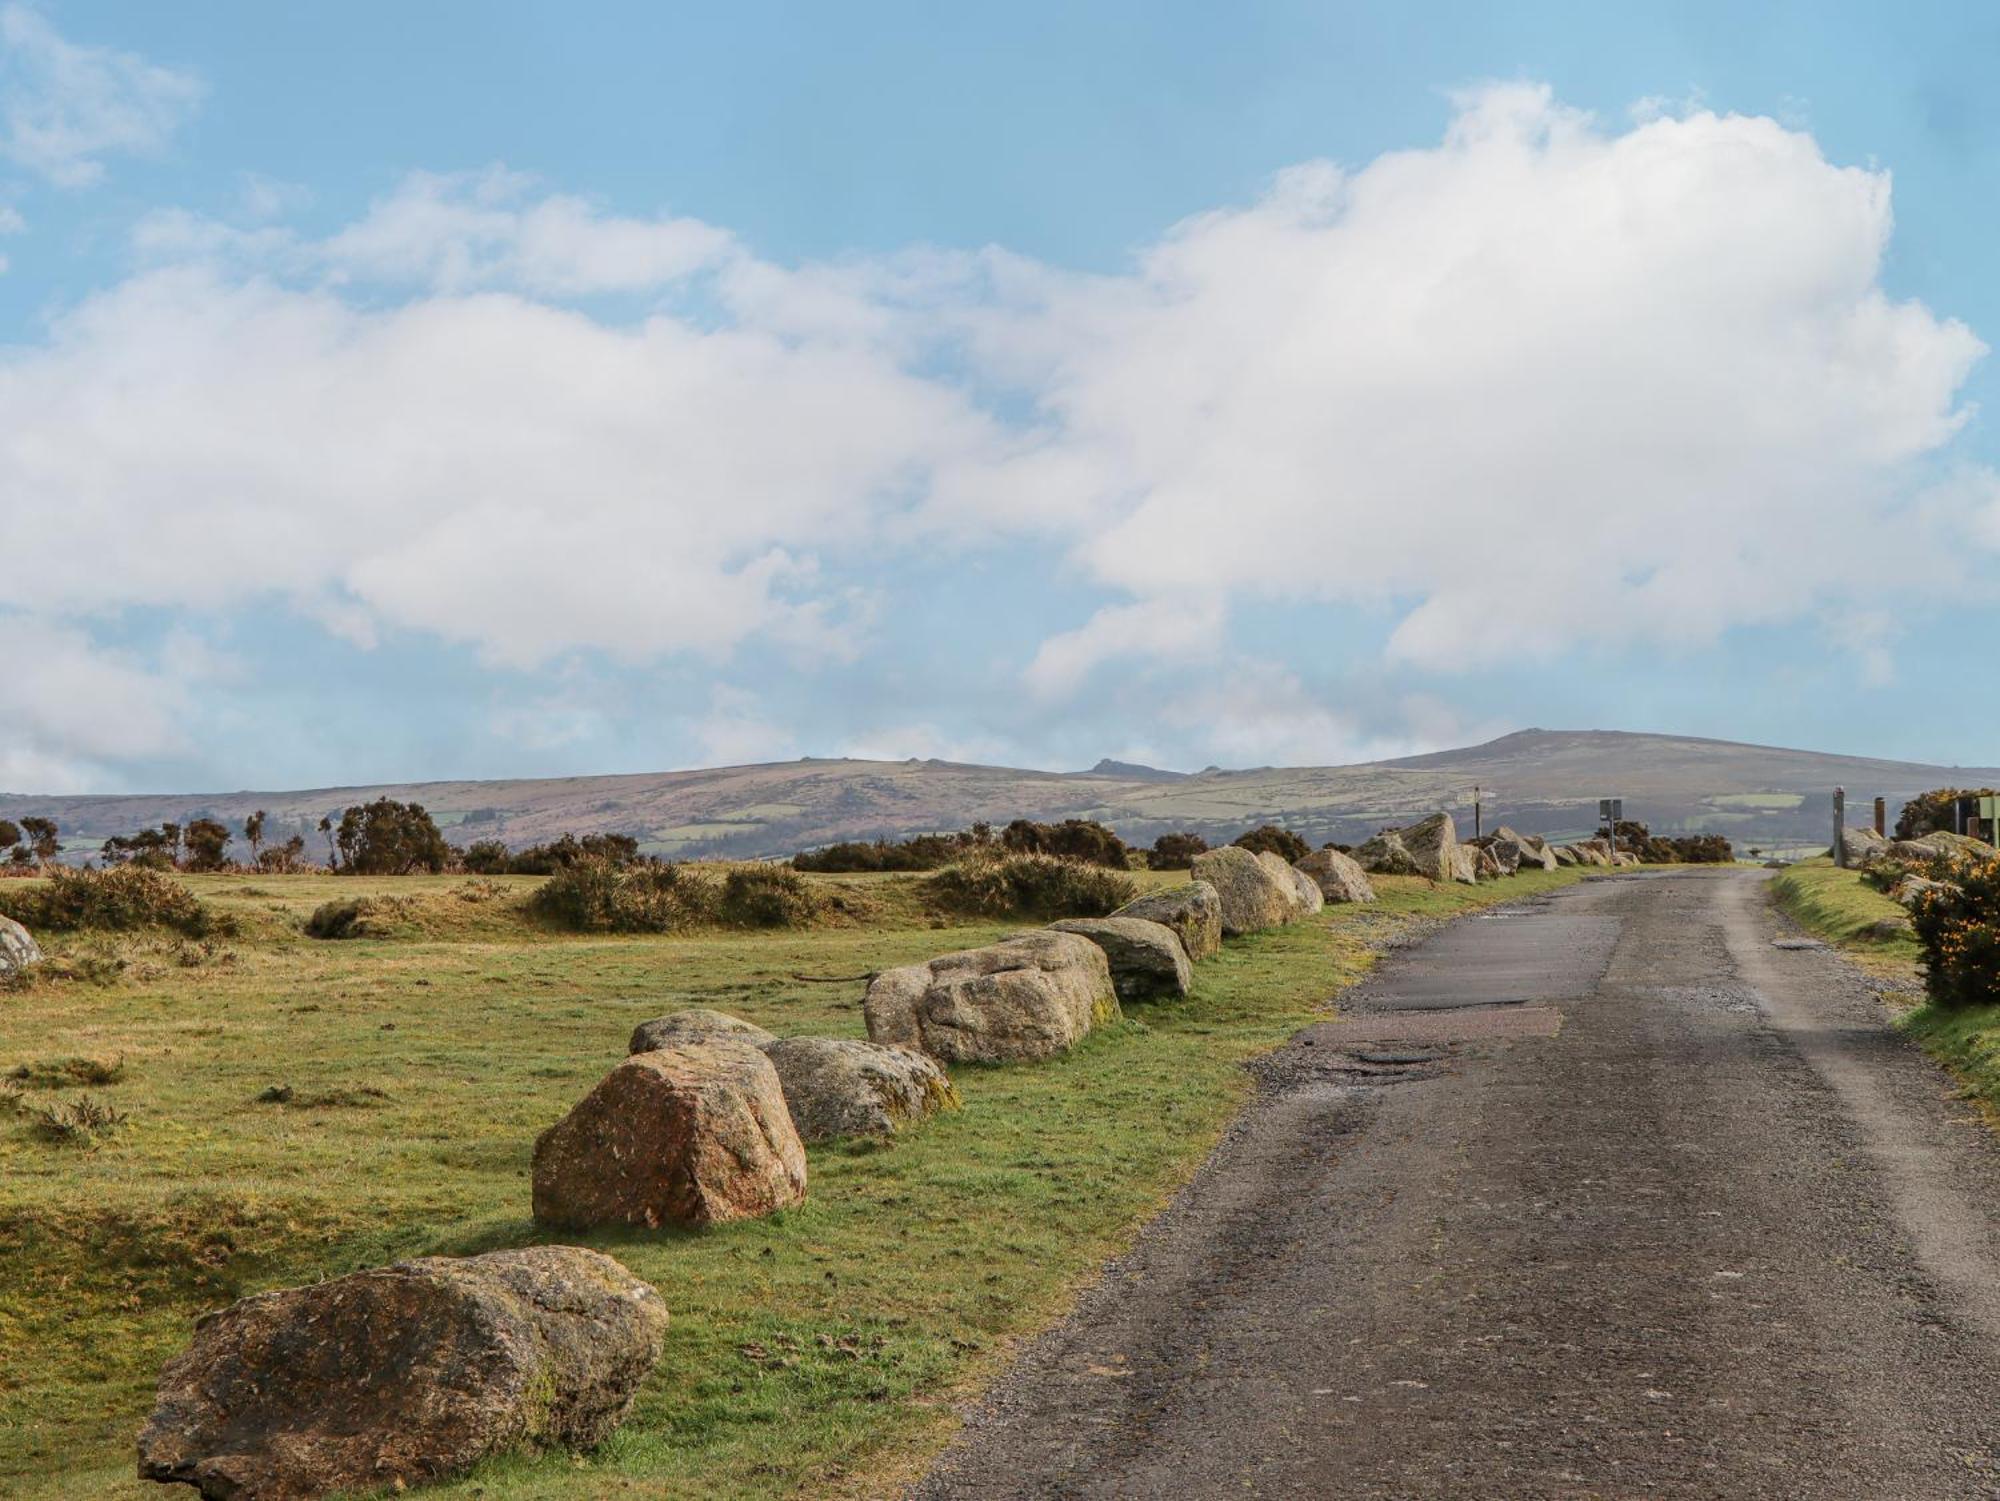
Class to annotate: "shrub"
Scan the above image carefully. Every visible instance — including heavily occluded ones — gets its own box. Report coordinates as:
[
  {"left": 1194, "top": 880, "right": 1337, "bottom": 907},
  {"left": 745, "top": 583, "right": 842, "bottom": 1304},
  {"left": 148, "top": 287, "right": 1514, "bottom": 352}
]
[
  {"left": 1897, "top": 789, "right": 2000, "bottom": 841},
  {"left": 1146, "top": 832, "right": 1209, "bottom": 870},
  {"left": 333, "top": 798, "right": 450, "bottom": 874},
  {"left": 7, "top": 1055, "right": 126, "bottom": 1087},
  {"left": 0, "top": 866, "right": 223, "bottom": 937},
  {"left": 1232, "top": 824, "right": 1310, "bottom": 863},
  {"left": 924, "top": 853, "right": 1136, "bottom": 920},
  {"left": 793, "top": 827, "right": 993, "bottom": 873},
  {"left": 999, "top": 819, "right": 1132, "bottom": 868},
  {"left": 718, "top": 866, "right": 824, "bottom": 927},
  {"left": 27, "top": 1093, "right": 127, "bottom": 1146},
  {"left": 304, "top": 898, "right": 413, "bottom": 940},
  {"left": 528, "top": 861, "right": 718, "bottom": 934},
  {"left": 459, "top": 839, "right": 513, "bottom": 875},
  {"left": 1910, "top": 855, "right": 2000, "bottom": 1009}
]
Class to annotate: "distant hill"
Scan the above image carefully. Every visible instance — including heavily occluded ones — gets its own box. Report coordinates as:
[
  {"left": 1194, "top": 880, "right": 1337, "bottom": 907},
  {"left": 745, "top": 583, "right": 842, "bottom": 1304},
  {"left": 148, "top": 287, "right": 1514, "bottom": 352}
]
[{"left": 5, "top": 729, "right": 1992, "bottom": 862}]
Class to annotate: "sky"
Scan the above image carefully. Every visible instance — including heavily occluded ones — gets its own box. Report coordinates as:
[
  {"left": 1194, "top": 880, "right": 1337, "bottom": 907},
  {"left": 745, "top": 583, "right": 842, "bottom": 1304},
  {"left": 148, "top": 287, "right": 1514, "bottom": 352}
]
[{"left": 7, "top": 1, "right": 2000, "bottom": 793}]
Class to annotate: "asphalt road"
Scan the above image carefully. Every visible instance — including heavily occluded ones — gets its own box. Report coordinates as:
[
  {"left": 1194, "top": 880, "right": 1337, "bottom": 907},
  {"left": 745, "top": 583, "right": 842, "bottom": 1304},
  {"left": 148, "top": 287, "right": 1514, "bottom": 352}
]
[{"left": 911, "top": 868, "right": 2000, "bottom": 1500}]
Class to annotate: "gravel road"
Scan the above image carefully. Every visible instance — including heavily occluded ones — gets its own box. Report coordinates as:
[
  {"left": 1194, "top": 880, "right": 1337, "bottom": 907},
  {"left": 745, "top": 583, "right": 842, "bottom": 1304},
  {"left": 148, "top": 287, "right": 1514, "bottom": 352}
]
[{"left": 911, "top": 868, "right": 2000, "bottom": 1499}]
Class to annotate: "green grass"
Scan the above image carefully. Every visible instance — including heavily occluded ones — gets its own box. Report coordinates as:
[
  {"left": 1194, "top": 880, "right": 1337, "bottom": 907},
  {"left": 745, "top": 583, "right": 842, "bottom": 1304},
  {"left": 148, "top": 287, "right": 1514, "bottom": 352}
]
[
  {"left": 1768, "top": 858, "right": 2000, "bottom": 1124},
  {"left": 1769, "top": 857, "right": 1920, "bottom": 971},
  {"left": 0, "top": 863, "right": 1582, "bottom": 1499}
]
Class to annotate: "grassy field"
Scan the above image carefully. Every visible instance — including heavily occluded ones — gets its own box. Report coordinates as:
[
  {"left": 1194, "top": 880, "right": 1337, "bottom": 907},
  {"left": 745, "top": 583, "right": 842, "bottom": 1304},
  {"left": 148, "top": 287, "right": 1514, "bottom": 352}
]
[
  {"left": 0, "top": 863, "right": 1584, "bottom": 1499},
  {"left": 1770, "top": 859, "right": 2000, "bottom": 1117}
]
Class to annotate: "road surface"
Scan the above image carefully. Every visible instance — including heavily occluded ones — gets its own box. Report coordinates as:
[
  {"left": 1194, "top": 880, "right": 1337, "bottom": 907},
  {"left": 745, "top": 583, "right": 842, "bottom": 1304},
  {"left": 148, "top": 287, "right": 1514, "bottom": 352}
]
[{"left": 912, "top": 868, "right": 2000, "bottom": 1499}]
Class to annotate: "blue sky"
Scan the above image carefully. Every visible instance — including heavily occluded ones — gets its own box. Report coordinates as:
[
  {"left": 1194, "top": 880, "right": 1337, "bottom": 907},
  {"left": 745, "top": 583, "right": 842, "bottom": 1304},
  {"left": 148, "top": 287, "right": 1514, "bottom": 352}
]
[{"left": 7, "top": 1, "right": 2000, "bottom": 793}]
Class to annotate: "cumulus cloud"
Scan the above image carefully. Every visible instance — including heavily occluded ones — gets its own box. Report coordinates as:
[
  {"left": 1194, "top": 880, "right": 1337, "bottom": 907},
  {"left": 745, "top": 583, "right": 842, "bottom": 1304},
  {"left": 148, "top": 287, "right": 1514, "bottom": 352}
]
[
  {"left": 0, "top": 4, "right": 201, "bottom": 186},
  {"left": 970, "top": 84, "right": 1988, "bottom": 676},
  {"left": 5, "top": 84, "right": 1998, "bottom": 788}
]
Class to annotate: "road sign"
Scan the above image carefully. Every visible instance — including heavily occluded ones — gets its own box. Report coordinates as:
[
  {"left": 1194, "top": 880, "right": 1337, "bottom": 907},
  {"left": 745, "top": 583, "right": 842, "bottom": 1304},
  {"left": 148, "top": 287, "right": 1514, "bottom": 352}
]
[{"left": 1598, "top": 798, "right": 1622, "bottom": 823}]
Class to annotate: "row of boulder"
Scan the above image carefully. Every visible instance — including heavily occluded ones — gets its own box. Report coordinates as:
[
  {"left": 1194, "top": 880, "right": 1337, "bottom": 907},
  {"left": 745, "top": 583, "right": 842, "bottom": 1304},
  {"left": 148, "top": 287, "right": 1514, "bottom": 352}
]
[
  {"left": 1840, "top": 825, "right": 1995, "bottom": 914},
  {"left": 129, "top": 823, "right": 1456, "bottom": 1499},
  {"left": 1352, "top": 811, "right": 1638, "bottom": 885}
]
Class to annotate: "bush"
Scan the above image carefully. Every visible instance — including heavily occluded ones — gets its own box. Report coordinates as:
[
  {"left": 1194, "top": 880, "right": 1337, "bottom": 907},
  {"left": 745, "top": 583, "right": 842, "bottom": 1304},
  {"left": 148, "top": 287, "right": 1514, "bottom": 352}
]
[
  {"left": 499, "top": 833, "right": 646, "bottom": 876},
  {"left": 1232, "top": 824, "right": 1310, "bottom": 863},
  {"left": 333, "top": 798, "right": 450, "bottom": 875},
  {"left": 0, "top": 866, "right": 224, "bottom": 937},
  {"left": 718, "top": 866, "right": 824, "bottom": 927},
  {"left": 528, "top": 861, "right": 718, "bottom": 934},
  {"left": 999, "top": 819, "right": 1132, "bottom": 868},
  {"left": 304, "top": 897, "right": 414, "bottom": 940},
  {"left": 793, "top": 827, "right": 993, "bottom": 873},
  {"left": 1910, "top": 855, "right": 2000, "bottom": 1008},
  {"left": 924, "top": 853, "right": 1136, "bottom": 920},
  {"left": 1897, "top": 789, "right": 2000, "bottom": 841},
  {"left": 459, "top": 839, "right": 512, "bottom": 875},
  {"left": 1146, "top": 832, "right": 1209, "bottom": 870}
]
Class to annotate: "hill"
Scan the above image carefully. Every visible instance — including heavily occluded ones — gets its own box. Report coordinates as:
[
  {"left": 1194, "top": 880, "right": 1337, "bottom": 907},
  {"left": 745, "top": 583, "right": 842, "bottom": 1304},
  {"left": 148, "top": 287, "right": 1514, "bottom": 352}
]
[{"left": 5, "top": 729, "right": 1991, "bottom": 862}]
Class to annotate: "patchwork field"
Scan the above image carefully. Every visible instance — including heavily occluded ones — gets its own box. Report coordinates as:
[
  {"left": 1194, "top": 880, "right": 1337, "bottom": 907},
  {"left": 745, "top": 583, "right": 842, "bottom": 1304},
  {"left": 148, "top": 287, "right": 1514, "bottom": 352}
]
[{"left": 0, "top": 865, "right": 1585, "bottom": 1499}]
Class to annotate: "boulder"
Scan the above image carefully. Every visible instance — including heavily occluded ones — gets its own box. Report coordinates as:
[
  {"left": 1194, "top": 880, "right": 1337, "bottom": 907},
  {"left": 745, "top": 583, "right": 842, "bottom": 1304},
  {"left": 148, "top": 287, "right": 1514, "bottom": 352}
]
[
  {"left": 1110, "top": 880, "right": 1223, "bottom": 961},
  {"left": 1841, "top": 826, "right": 1893, "bottom": 866},
  {"left": 1050, "top": 916, "right": 1194, "bottom": 1003},
  {"left": 0, "top": 915, "right": 40, "bottom": 977},
  {"left": 136, "top": 1245, "right": 667, "bottom": 1501},
  {"left": 1253, "top": 850, "right": 1318, "bottom": 919},
  {"left": 1400, "top": 813, "right": 1462, "bottom": 883},
  {"left": 1549, "top": 844, "right": 1581, "bottom": 867},
  {"left": 629, "top": 1008, "right": 775, "bottom": 1055},
  {"left": 1492, "top": 827, "right": 1558, "bottom": 873},
  {"left": 1294, "top": 847, "right": 1376, "bottom": 905},
  {"left": 1477, "top": 837, "right": 1518, "bottom": 876},
  {"left": 1190, "top": 846, "right": 1299, "bottom": 934},
  {"left": 532, "top": 1041, "right": 806, "bottom": 1230},
  {"left": 1474, "top": 845, "right": 1504, "bottom": 880},
  {"left": 1353, "top": 830, "right": 1421, "bottom": 877},
  {"left": 758, "top": 1037, "right": 958, "bottom": 1142},
  {"left": 1613, "top": 851, "right": 1642, "bottom": 868},
  {"left": 863, "top": 931, "right": 1119, "bottom": 1063},
  {"left": 1890, "top": 831, "right": 1996, "bottom": 864},
  {"left": 1892, "top": 874, "right": 1961, "bottom": 910},
  {"left": 1570, "top": 839, "right": 1615, "bottom": 868}
]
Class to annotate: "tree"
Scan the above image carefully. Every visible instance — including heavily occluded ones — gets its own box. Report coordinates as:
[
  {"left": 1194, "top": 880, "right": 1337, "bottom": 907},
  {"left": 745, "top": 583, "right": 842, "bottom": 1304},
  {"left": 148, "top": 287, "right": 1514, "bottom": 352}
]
[
  {"left": 257, "top": 835, "right": 308, "bottom": 874},
  {"left": 100, "top": 827, "right": 176, "bottom": 869},
  {"left": 0, "top": 819, "right": 18, "bottom": 853},
  {"left": 183, "top": 818, "right": 233, "bottom": 872},
  {"left": 333, "top": 798, "right": 450, "bottom": 875},
  {"left": 1232, "top": 824, "right": 1310, "bottom": 863},
  {"left": 20, "top": 817, "right": 60, "bottom": 864},
  {"left": 244, "top": 810, "right": 267, "bottom": 864},
  {"left": 318, "top": 816, "right": 337, "bottom": 868}
]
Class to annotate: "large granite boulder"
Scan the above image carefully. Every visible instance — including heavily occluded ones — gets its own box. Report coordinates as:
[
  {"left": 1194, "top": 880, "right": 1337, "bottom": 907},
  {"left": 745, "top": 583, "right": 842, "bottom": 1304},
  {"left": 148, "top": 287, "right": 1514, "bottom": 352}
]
[
  {"left": 1353, "top": 829, "right": 1422, "bottom": 877},
  {"left": 758, "top": 1037, "right": 958, "bottom": 1142},
  {"left": 533, "top": 1041, "right": 806, "bottom": 1230},
  {"left": 1049, "top": 916, "right": 1194, "bottom": 1003},
  {"left": 1257, "top": 851, "right": 1324, "bottom": 918},
  {"left": 1892, "top": 874, "right": 1961, "bottom": 910},
  {"left": 0, "top": 915, "right": 40, "bottom": 977},
  {"left": 1294, "top": 847, "right": 1376, "bottom": 904},
  {"left": 1400, "top": 813, "right": 1462, "bottom": 883},
  {"left": 1474, "top": 845, "right": 1504, "bottom": 880},
  {"left": 1190, "top": 846, "right": 1298, "bottom": 934},
  {"left": 1570, "top": 839, "right": 1615, "bottom": 868},
  {"left": 1841, "top": 826, "right": 1893, "bottom": 866},
  {"left": 628, "top": 1008, "right": 775, "bottom": 1055},
  {"left": 863, "top": 931, "right": 1118, "bottom": 1063},
  {"left": 1111, "top": 881, "right": 1223, "bottom": 961},
  {"left": 1549, "top": 843, "right": 1581, "bottom": 866},
  {"left": 1890, "top": 831, "right": 1996, "bottom": 864},
  {"left": 1477, "top": 837, "right": 1518, "bottom": 876},
  {"left": 136, "top": 1245, "right": 667, "bottom": 1501},
  {"left": 1451, "top": 844, "right": 1481, "bottom": 885}
]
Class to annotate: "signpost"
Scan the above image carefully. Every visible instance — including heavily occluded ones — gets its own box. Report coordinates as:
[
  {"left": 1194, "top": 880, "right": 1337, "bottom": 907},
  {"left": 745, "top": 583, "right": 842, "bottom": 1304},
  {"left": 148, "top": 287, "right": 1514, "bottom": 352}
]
[
  {"left": 1599, "top": 797, "right": 1623, "bottom": 859},
  {"left": 1982, "top": 795, "right": 2000, "bottom": 844}
]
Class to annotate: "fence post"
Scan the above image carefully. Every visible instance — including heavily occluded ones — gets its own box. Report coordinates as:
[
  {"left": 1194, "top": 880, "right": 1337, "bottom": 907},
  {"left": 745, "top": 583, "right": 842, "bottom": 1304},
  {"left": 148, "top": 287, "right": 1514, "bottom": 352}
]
[
  {"left": 1874, "top": 797, "right": 1886, "bottom": 837},
  {"left": 1833, "top": 786, "right": 1847, "bottom": 868}
]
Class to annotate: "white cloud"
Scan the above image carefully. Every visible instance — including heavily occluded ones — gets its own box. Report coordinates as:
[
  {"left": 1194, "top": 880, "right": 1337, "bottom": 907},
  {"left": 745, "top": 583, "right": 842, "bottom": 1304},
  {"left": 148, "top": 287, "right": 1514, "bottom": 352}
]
[
  {"left": 1154, "top": 660, "right": 1465, "bottom": 768},
  {"left": 691, "top": 685, "right": 796, "bottom": 766},
  {"left": 0, "top": 4, "right": 202, "bottom": 187},
  {"left": 0, "top": 616, "right": 220, "bottom": 790},
  {"left": 962, "top": 84, "right": 1988, "bottom": 679},
  {"left": 1024, "top": 596, "right": 1225, "bottom": 699}
]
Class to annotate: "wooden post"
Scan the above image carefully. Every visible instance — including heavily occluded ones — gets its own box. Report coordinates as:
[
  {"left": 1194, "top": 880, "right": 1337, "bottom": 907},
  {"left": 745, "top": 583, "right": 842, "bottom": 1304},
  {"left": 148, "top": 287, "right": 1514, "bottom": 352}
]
[
  {"left": 1833, "top": 786, "right": 1847, "bottom": 868},
  {"left": 1873, "top": 797, "right": 1886, "bottom": 837}
]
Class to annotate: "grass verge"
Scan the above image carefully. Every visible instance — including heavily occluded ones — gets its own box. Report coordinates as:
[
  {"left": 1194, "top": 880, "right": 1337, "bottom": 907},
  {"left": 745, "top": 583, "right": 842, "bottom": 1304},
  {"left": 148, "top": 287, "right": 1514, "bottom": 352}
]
[
  {"left": 1769, "top": 858, "right": 2000, "bottom": 1119},
  {"left": 1, "top": 865, "right": 1581, "bottom": 1499}
]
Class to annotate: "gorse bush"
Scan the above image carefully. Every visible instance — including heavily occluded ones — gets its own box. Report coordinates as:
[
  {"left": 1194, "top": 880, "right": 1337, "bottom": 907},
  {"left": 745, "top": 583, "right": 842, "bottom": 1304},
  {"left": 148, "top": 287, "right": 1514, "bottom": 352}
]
[
  {"left": 999, "top": 819, "right": 1132, "bottom": 869},
  {"left": 0, "top": 866, "right": 225, "bottom": 937},
  {"left": 1909, "top": 855, "right": 2000, "bottom": 1009},
  {"left": 466, "top": 832, "right": 646, "bottom": 876},
  {"left": 924, "top": 853, "right": 1136, "bottom": 920},
  {"left": 1145, "top": 832, "right": 1209, "bottom": 870},
  {"left": 528, "top": 861, "right": 719, "bottom": 934},
  {"left": 1231, "top": 825, "right": 1310, "bottom": 863},
  {"left": 792, "top": 827, "right": 993, "bottom": 873},
  {"left": 718, "top": 866, "right": 823, "bottom": 927},
  {"left": 304, "top": 897, "right": 415, "bottom": 940},
  {"left": 1896, "top": 788, "right": 2000, "bottom": 841}
]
